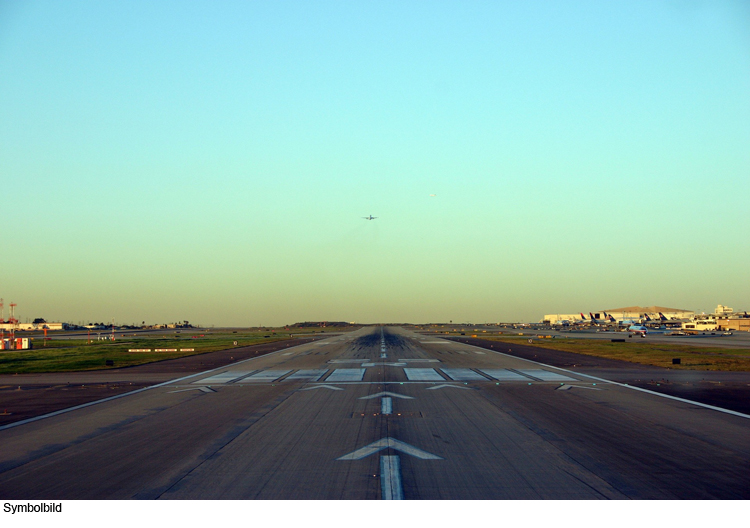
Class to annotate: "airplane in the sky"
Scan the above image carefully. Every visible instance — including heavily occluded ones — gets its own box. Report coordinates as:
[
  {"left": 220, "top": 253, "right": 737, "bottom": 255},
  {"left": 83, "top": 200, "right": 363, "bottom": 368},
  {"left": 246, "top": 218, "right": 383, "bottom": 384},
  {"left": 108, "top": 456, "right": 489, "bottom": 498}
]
[{"left": 362, "top": 215, "right": 378, "bottom": 220}]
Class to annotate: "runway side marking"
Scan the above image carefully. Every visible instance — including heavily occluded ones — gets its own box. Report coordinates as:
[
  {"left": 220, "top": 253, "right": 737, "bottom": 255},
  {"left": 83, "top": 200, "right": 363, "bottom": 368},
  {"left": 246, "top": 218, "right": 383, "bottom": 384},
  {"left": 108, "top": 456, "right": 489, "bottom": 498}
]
[
  {"left": 168, "top": 387, "right": 216, "bottom": 394},
  {"left": 299, "top": 385, "right": 343, "bottom": 391},
  {"left": 282, "top": 351, "right": 296, "bottom": 356},
  {"left": 381, "top": 397, "right": 393, "bottom": 415},
  {"left": 473, "top": 350, "right": 486, "bottom": 355},
  {"left": 426, "top": 384, "right": 470, "bottom": 390},
  {"left": 454, "top": 340, "right": 750, "bottom": 420},
  {"left": 359, "top": 391, "right": 414, "bottom": 400},
  {"left": 336, "top": 437, "right": 442, "bottom": 461},
  {"left": 381, "top": 455, "right": 403, "bottom": 500}
]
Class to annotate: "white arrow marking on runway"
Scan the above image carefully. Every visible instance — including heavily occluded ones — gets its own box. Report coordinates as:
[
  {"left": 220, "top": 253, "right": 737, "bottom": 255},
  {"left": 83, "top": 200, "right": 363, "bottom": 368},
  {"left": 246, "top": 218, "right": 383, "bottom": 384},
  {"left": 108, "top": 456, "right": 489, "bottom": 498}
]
[
  {"left": 337, "top": 437, "right": 442, "bottom": 460},
  {"left": 557, "top": 384, "right": 602, "bottom": 391},
  {"left": 299, "top": 385, "right": 343, "bottom": 391},
  {"left": 426, "top": 384, "right": 470, "bottom": 390},
  {"left": 359, "top": 391, "right": 415, "bottom": 400},
  {"left": 168, "top": 387, "right": 216, "bottom": 394}
]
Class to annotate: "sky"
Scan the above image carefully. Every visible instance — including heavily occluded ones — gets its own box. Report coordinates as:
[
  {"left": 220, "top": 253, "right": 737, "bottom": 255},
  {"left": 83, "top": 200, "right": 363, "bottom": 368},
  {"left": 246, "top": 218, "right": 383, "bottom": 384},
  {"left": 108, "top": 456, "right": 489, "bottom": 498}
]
[{"left": 1, "top": 1, "right": 749, "bottom": 326}]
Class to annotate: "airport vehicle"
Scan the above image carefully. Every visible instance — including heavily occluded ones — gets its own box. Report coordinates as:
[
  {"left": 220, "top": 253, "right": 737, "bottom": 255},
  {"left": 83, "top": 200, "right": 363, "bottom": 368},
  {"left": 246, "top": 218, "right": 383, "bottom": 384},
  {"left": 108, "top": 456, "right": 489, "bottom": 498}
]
[{"left": 362, "top": 215, "right": 378, "bottom": 220}]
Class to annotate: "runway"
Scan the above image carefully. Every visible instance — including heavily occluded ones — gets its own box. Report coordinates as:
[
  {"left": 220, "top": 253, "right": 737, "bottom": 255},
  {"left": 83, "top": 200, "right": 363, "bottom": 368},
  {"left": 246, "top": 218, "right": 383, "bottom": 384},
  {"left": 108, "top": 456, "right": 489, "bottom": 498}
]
[{"left": 0, "top": 327, "right": 748, "bottom": 499}]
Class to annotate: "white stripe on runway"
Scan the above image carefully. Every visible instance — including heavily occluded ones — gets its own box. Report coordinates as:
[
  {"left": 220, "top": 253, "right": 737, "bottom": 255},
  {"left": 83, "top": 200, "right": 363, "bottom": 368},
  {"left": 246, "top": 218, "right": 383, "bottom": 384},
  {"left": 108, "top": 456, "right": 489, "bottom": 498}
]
[
  {"left": 440, "top": 368, "right": 489, "bottom": 381},
  {"left": 479, "top": 369, "right": 533, "bottom": 381},
  {"left": 516, "top": 369, "right": 579, "bottom": 382},
  {"left": 285, "top": 369, "right": 328, "bottom": 381},
  {"left": 192, "top": 371, "right": 255, "bottom": 384},
  {"left": 404, "top": 368, "right": 445, "bottom": 381},
  {"left": 235, "top": 370, "right": 291, "bottom": 382},
  {"left": 381, "top": 455, "right": 403, "bottom": 500},
  {"left": 381, "top": 397, "right": 393, "bottom": 415},
  {"left": 325, "top": 368, "right": 366, "bottom": 382}
]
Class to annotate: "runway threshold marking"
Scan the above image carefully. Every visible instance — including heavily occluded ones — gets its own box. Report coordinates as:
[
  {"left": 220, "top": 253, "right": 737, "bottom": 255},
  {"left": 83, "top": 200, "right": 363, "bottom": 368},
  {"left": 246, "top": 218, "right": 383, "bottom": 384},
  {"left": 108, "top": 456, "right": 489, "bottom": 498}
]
[
  {"left": 285, "top": 369, "right": 328, "bottom": 381},
  {"left": 336, "top": 437, "right": 442, "bottom": 461},
  {"left": 404, "top": 368, "right": 444, "bottom": 381},
  {"left": 440, "top": 368, "right": 488, "bottom": 381},
  {"left": 236, "top": 370, "right": 291, "bottom": 383},
  {"left": 325, "top": 369, "right": 366, "bottom": 382},
  {"left": 192, "top": 371, "right": 256, "bottom": 384},
  {"left": 479, "top": 369, "right": 532, "bottom": 381},
  {"left": 515, "top": 369, "right": 579, "bottom": 382},
  {"left": 381, "top": 455, "right": 403, "bottom": 500}
]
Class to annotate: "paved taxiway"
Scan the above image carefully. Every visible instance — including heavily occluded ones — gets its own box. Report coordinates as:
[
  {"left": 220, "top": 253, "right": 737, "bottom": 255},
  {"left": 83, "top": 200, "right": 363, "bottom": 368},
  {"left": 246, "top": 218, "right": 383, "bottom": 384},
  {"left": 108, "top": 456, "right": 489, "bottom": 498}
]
[{"left": 0, "top": 327, "right": 748, "bottom": 499}]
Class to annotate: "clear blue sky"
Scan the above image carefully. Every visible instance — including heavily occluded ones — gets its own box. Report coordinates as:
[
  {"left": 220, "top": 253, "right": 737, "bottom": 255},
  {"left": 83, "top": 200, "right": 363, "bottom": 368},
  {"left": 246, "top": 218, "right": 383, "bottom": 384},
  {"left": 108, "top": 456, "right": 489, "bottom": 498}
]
[{"left": 1, "top": 1, "right": 748, "bottom": 325}]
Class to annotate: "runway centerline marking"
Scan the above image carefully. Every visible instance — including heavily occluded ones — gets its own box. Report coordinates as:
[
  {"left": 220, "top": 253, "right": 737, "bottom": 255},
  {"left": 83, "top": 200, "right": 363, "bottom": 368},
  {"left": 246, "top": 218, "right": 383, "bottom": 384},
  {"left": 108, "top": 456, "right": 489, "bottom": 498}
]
[
  {"left": 381, "top": 455, "right": 403, "bottom": 500},
  {"left": 381, "top": 397, "right": 393, "bottom": 415}
]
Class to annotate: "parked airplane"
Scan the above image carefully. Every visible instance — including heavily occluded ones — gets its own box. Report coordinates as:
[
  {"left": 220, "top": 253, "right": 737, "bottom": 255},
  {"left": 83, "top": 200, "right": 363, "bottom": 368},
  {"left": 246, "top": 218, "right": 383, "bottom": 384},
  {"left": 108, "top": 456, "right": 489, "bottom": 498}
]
[
  {"left": 628, "top": 325, "right": 648, "bottom": 336},
  {"left": 362, "top": 215, "right": 377, "bottom": 220},
  {"left": 587, "top": 312, "right": 617, "bottom": 325}
]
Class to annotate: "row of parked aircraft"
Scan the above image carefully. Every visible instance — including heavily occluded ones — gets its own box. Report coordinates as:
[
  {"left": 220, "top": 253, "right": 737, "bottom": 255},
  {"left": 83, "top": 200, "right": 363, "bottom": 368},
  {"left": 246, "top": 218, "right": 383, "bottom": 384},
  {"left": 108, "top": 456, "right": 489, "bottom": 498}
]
[{"left": 554, "top": 312, "right": 675, "bottom": 336}]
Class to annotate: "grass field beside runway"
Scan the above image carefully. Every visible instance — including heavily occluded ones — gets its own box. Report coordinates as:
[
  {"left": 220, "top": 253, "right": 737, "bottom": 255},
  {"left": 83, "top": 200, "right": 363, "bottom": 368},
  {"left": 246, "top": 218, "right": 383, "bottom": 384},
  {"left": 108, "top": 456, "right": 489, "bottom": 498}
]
[
  {"left": 483, "top": 336, "right": 750, "bottom": 371},
  {"left": 0, "top": 331, "right": 293, "bottom": 374}
]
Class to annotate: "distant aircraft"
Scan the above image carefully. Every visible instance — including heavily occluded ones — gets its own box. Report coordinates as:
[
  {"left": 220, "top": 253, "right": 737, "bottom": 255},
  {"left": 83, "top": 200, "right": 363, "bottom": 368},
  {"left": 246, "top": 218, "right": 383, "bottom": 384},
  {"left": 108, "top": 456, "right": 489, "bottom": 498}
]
[
  {"left": 362, "top": 215, "right": 378, "bottom": 220},
  {"left": 586, "top": 312, "right": 617, "bottom": 326},
  {"left": 627, "top": 325, "right": 648, "bottom": 337}
]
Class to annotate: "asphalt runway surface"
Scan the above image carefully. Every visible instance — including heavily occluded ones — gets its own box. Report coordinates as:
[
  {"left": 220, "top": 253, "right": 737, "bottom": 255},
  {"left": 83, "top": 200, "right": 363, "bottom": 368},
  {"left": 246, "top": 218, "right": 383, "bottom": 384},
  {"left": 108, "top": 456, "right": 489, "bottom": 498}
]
[{"left": 0, "top": 327, "right": 748, "bottom": 499}]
